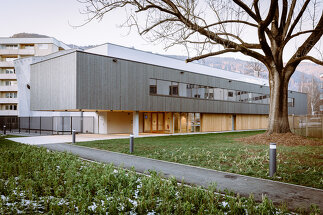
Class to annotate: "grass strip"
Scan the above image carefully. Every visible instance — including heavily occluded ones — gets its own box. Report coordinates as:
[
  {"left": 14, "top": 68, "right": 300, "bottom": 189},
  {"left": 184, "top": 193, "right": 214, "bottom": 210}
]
[{"left": 75, "top": 131, "right": 323, "bottom": 189}]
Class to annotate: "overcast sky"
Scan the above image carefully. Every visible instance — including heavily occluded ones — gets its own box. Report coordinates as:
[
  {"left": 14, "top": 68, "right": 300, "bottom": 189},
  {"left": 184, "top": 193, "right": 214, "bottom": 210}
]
[{"left": 1, "top": 0, "right": 322, "bottom": 62}]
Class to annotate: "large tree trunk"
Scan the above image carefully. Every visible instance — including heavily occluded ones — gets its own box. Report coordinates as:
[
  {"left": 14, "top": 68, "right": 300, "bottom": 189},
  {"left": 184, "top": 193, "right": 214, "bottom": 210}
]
[{"left": 267, "top": 69, "right": 291, "bottom": 134}]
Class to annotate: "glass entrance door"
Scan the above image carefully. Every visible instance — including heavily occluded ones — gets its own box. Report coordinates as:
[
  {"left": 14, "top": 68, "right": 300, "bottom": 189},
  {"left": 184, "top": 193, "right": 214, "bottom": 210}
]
[{"left": 144, "top": 112, "right": 167, "bottom": 133}]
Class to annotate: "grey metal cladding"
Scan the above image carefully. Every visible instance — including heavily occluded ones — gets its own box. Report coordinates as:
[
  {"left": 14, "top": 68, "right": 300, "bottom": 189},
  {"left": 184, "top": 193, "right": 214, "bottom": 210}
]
[
  {"left": 30, "top": 52, "right": 77, "bottom": 110},
  {"left": 32, "top": 51, "right": 307, "bottom": 115}
]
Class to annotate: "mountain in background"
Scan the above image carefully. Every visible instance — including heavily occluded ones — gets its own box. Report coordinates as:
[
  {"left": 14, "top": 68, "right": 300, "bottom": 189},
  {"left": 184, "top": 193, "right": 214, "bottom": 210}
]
[
  {"left": 11, "top": 33, "right": 50, "bottom": 38},
  {"left": 9, "top": 33, "right": 322, "bottom": 91},
  {"left": 166, "top": 55, "right": 322, "bottom": 91}
]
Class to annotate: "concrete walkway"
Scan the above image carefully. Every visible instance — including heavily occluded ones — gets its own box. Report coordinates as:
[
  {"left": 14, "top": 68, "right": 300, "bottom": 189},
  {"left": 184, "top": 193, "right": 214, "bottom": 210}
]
[{"left": 39, "top": 143, "right": 322, "bottom": 211}]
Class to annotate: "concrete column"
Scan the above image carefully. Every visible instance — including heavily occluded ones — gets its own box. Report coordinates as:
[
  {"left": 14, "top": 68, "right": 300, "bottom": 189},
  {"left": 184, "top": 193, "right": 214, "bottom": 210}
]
[{"left": 133, "top": 111, "right": 139, "bottom": 137}]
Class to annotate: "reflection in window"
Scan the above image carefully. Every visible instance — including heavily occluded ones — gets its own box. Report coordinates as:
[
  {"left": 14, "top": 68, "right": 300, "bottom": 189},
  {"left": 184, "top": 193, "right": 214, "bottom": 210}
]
[
  {"left": 179, "top": 83, "right": 188, "bottom": 97},
  {"left": 288, "top": 98, "right": 295, "bottom": 107},
  {"left": 170, "top": 82, "right": 179, "bottom": 96},
  {"left": 197, "top": 85, "right": 207, "bottom": 99},
  {"left": 214, "top": 88, "right": 224, "bottom": 100},
  {"left": 149, "top": 79, "right": 157, "bottom": 95},
  {"left": 157, "top": 80, "right": 171, "bottom": 95},
  {"left": 149, "top": 78, "right": 281, "bottom": 105},
  {"left": 206, "top": 87, "right": 214, "bottom": 99}
]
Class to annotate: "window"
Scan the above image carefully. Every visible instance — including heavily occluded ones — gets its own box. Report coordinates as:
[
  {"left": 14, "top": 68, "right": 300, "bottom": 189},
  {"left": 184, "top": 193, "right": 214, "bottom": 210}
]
[
  {"left": 149, "top": 79, "right": 157, "bottom": 95},
  {"left": 288, "top": 98, "right": 295, "bottom": 107},
  {"left": 38, "top": 44, "right": 49, "bottom": 50},
  {"left": 170, "top": 82, "right": 179, "bottom": 96},
  {"left": 4, "top": 81, "right": 17, "bottom": 86},
  {"left": 24, "top": 45, "right": 34, "bottom": 50},
  {"left": 5, "top": 105, "right": 17, "bottom": 110},
  {"left": 147, "top": 78, "right": 272, "bottom": 105},
  {"left": 5, "top": 93, "right": 17, "bottom": 98},
  {"left": 157, "top": 80, "right": 171, "bottom": 95},
  {"left": 6, "top": 45, "right": 18, "bottom": 50},
  {"left": 5, "top": 69, "right": 15, "bottom": 74},
  {"left": 186, "top": 84, "right": 195, "bottom": 98},
  {"left": 5, "top": 57, "right": 18, "bottom": 62},
  {"left": 197, "top": 85, "right": 207, "bottom": 99},
  {"left": 214, "top": 88, "right": 224, "bottom": 100},
  {"left": 179, "top": 83, "right": 189, "bottom": 97},
  {"left": 206, "top": 87, "right": 214, "bottom": 99}
]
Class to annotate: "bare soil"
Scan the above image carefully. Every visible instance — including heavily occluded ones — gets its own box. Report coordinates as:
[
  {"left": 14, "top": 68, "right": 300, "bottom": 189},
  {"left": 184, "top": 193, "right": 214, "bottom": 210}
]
[{"left": 236, "top": 132, "right": 323, "bottom": 146}]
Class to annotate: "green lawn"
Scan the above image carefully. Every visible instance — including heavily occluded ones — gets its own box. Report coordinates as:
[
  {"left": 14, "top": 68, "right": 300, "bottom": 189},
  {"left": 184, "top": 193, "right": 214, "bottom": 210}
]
[
  {"left": 0, "top": 136, "right": 301, "bottom": 214},
  {"left": 75, "top": 131, "right": 323, "bottom": 189}
]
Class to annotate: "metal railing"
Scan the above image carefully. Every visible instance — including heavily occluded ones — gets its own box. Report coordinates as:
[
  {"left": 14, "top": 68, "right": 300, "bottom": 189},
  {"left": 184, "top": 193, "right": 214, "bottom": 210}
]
[{"left": 0, "top": 116, "right": 94, "bottom": 135}]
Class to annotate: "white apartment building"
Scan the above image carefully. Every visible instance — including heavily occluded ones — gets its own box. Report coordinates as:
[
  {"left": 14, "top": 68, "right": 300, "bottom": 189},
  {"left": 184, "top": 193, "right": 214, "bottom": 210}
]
[{"left": 0, "top": 37, "right": 70, "bottom": 116}]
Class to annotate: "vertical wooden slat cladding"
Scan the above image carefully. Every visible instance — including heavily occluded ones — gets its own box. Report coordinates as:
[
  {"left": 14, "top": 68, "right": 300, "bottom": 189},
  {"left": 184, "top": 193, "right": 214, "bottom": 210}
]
[
  {"left": 201, "top": 113, "right": 232, "bottom": 132},
  {"left": 235, "top": 114, "right": 268, "bottom": 130},
  {"left": 30, "top": 52, "right": 77, "bottom": 110}
]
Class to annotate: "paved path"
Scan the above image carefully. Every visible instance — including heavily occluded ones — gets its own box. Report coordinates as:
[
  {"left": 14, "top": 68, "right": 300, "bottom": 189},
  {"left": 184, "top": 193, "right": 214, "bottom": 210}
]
[{"left": 40, "top": 143, "right": 322, "bottom": 211}]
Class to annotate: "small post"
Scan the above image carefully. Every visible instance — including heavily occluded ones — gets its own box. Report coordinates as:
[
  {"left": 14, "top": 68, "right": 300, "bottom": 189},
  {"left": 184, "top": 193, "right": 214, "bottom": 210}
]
[
  {"left": 269, "top": 142, "right": 277, "bottom": 177},
  {"left": 130, "top": 134, "right": 134, "bottom": 153},
  {"left": 72, "top": 129, "right": 76, "bottom": 144},
  {"left": 3, "top": 125, "right": 6, "bottom": 135}
]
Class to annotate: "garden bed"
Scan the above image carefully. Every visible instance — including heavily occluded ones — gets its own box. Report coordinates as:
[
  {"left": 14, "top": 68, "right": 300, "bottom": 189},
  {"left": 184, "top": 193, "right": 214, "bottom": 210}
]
[{"left": 0, "top": 136, "right": 298, "bottom": 214}]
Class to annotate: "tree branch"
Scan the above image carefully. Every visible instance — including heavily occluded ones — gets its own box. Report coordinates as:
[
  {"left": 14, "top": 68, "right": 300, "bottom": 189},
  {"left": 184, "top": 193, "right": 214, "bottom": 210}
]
[
  {"left": 297, "top": 56, "right": 323, "bottom": 65},
  {"left": 286, "top": 0, "right": 311, "bottom": 39},
  {"left": 186, "top": 49, "right": 238, "bottom": 63},
  {"left": 232, "top": 0, "right": 259, "bottom": 22},
  {"left": 203, "top": 20, "right": 258, "bottom": 29}
]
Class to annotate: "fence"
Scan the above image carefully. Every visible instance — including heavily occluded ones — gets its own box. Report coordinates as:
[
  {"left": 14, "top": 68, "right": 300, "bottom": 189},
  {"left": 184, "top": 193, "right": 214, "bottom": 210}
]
[
  {"left": 289, "top": 115, "right": 323, "bottom": 139},
  {"left": 0, "top": 116, "right": 94, "bottom": 135}
]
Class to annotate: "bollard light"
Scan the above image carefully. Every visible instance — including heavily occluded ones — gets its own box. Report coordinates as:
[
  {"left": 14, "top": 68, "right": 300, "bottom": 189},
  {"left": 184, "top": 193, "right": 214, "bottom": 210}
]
[
  {"left": 269, "top": 142, "right": 277, "bottom": 177},
  {"left": 130, "top": 134, "right": 134, "bottom": 153},
  {"left": 72, "top": 129, "right": 76, "bottom": 144},
  {"left": 3, "top": 125, "right": 6, "bottom": 135}
]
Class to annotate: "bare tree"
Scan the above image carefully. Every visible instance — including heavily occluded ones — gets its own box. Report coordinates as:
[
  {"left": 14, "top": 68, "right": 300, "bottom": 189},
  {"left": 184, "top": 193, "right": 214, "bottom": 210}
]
[
  {"left": 79, "top": 0, "right": 323, "bottom": 134},
  {"left": 247, "top": 59, "right": 267, "bottom": 78}
]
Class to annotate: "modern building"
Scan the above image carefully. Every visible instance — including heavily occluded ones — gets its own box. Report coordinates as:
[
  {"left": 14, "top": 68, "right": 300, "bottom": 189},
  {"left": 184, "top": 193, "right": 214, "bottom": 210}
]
[
  {"left": 0, "top": 37, "right": 70, "bottom": 116},
  {"left": 29, "top": 43, "right": 307, "bottom": 136}
]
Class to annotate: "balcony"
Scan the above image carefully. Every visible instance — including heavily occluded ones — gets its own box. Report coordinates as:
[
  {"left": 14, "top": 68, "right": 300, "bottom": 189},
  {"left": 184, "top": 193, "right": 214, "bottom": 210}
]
[
  {"left": 0, "top": 49, "right": 35, "bottom": 55},
  {"left": 0, "top": 110, "right": 17, "bottom": 116},
  {"left": 0, "top": 74, "right": 16, "bottom": 80},
  {"left": 0, "top": 98, "right": 18, "bottom": 104},
  {"left": 0, "top": 86, "right": 18, "bottom": 91},
  {"left": 0, "top": 61, "right": 13, "bottom": 67}
]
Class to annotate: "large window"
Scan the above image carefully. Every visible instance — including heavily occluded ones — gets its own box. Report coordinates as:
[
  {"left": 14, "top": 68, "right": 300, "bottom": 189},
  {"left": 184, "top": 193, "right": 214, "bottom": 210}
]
[
  {"left": 157, "top": 80, "right": 171, "bottom": 95},
  {"left": 149, "top": 78, "right": 293, "bottom": 105}
]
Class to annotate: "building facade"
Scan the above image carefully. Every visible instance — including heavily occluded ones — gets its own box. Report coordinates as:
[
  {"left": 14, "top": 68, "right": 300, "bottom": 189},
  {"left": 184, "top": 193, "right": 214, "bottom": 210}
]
[
  {"left": 0, "top": 37, "right": 70, "bottom": 116},
  {"left": 30, "top": 47, "right": 307, "bottom": 136}
]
